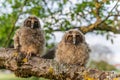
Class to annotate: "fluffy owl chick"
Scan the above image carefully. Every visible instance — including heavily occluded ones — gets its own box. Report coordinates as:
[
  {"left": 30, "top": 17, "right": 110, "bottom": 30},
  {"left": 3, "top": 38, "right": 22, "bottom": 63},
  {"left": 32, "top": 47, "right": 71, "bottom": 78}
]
[
  {"left": 55, "top": 29, "right": 90, "bottom": 66},
  {"left": 13, "top": 16, "right": 45, "bottom": 61}
]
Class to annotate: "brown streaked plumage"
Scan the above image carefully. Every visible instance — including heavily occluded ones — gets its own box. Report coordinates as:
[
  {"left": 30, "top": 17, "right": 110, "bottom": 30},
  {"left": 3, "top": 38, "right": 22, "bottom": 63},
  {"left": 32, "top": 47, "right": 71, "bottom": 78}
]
[
  {"left": 13, "top": 16, "right": 45, "bottom": 60},
  {"left": 55, "top": 29, "right": 90, "bottom": 66}
]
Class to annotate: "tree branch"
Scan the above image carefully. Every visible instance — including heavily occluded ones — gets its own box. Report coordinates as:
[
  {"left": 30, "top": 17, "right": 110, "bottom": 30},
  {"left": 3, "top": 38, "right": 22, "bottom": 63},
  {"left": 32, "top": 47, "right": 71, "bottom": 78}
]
[
  {"left": 53, "top": 23, "right": 120, "bottom": 34},
  {"left": 0, "top": 48, "right": 119, "bottom": 80},
  {"left": 80, "top": 23, "right": 120, "bottom": 34},
  {"left": 79, "top": 0, "right": 119, "bottom": 34}
]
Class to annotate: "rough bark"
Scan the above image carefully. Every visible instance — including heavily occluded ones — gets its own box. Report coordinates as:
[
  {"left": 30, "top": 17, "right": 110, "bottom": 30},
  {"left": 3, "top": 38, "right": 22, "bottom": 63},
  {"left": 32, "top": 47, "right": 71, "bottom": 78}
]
[{"left": 0, "top": 48, "right": 119, "bottom": 80}]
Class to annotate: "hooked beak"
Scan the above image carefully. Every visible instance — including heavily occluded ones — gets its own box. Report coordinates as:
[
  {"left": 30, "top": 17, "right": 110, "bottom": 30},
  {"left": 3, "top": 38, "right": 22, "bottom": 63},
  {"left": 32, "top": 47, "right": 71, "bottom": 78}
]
[
  {"left": 73, "top": 38, "right": 76, "bottom": 45},
  {"left": 31, "top": 19, "right": 34, "bottom": 28},
  {"left": 31, "top": 23, "right": 34, "bottom": 28}
]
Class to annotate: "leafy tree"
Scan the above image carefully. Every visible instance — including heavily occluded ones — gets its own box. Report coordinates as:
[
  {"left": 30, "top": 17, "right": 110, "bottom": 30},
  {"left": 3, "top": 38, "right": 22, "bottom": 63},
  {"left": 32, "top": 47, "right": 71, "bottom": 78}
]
[{"left": 0, "top": 0, "right": 120, "bottom": 49}]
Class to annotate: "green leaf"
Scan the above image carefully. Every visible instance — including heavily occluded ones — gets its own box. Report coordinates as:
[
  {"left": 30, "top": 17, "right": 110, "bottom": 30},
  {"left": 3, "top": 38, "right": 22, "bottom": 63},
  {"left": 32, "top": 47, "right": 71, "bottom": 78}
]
[{"left": 63, "top": 0, "right": 67, "bottom": 4}]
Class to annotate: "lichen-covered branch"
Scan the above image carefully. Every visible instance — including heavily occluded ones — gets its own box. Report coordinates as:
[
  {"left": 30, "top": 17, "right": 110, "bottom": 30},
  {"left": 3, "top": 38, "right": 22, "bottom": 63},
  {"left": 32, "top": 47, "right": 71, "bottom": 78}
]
[{"left": 0, "top": 48, "right": 119, "bottom": 80}]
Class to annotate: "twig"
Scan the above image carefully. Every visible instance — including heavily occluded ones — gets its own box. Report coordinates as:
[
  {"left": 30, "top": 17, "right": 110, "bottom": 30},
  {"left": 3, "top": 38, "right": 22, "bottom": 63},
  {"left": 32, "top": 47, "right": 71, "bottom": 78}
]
[
  {"left": 100, "top": 0, "right": 119, "bottom": 24},
  {"left": 79, "top": 0, "right": 119, "bottom": 34}
]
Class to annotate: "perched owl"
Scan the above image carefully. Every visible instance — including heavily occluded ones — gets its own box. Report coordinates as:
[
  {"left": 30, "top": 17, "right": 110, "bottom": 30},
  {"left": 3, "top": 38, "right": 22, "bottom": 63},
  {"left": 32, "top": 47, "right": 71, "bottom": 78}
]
[
  {"left": 13, "top": 16, "right": 45, "bottom": 61},
  {"left": 55, "top": 29, "right": 90, "bottom": 66}
]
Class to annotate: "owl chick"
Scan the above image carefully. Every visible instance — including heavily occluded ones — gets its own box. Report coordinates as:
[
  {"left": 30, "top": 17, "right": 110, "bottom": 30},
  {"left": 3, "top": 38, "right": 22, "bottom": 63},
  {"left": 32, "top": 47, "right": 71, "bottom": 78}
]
[
  {"left": 13, "top": 16, "right": 45, "bottom": 61},
  {"left": 55, "top": 29, "right": 90, "bottom": 66}
]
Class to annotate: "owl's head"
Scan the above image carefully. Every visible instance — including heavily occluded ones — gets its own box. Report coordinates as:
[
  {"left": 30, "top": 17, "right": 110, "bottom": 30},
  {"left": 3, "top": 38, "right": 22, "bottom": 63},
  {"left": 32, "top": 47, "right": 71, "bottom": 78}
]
[
  {"left": 24, "top": 16, "right": 41, "bottom": 29},
  {"left": 63, "top": 29, "right": 85, "bottom": 45}
]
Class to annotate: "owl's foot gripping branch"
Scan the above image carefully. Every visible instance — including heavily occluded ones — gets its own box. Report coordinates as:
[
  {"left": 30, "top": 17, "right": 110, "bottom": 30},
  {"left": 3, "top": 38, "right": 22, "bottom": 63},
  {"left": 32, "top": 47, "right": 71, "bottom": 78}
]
[{"left": 0, "top": 48, "right": 119, "bottom": 80}]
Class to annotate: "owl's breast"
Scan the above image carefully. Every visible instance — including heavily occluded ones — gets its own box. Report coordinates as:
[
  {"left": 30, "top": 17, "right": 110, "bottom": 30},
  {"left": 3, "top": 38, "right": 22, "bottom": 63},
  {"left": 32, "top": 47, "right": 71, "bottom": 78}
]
[{"left": 60, "top": 43, "right": 89, "bottom": 65}]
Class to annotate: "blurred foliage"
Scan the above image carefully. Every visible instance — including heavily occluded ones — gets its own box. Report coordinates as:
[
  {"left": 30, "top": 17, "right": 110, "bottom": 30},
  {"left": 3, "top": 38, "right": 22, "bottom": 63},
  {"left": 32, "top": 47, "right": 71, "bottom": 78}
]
[
  {"left": 0, "top": 69, "right": 50, "bottom": 80},
  {"left": 89, "top": 60, "right": 117, "bottom": 71},
  {"left": 0, "top": 0, "right": 119, "bottom": 48},
  {"left": 0, "top": 72, "right": 48, "bottom": 80}
]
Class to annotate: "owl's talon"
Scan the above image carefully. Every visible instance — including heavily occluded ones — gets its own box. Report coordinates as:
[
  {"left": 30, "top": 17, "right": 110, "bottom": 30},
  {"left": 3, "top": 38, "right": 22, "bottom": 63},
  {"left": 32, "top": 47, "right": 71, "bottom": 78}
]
[{"left": 24, "top": 52, "right": 32, "bottom": 62}]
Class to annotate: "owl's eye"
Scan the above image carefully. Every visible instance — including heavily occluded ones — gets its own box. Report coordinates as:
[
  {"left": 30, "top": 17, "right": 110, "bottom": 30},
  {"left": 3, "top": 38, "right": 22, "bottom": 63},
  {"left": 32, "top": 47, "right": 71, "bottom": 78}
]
[
  {"left": 76, "top": 35, "right": 81, "bottom": 39},
  {"left": 34, "top": 21, "right": 38, "bottom": 25},
  {"left": 76, "top": 35, "right": 83, "bottom": 43},
  {"left": 27, "top": 21, "right": 31, "bottom": 24},
  {"left": 33, "top": 21, "right": 39, "bottom": 28},
  {"left": 26, "top": 21, "right": 31, "bottom": 27},
  {"left": 66, "top": 35, "right": 73, "bottom": 43}
]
